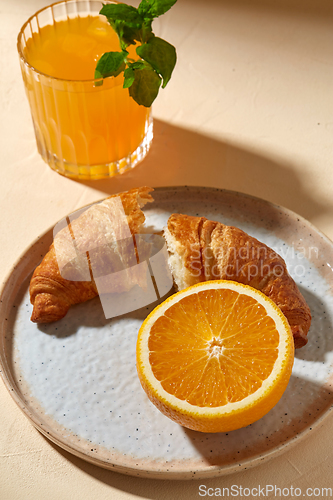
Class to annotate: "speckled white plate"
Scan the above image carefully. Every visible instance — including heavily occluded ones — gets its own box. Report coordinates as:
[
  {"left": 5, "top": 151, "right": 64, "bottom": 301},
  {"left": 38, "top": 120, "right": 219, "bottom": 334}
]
[{"left": 1, "top": 186, "right": 333, "bottom": 479}]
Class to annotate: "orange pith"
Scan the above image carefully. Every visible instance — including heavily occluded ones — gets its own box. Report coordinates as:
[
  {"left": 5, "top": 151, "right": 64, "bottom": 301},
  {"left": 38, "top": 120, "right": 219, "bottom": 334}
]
[{"left": 136, "top": 280, "right": 294, "bottom": 433}]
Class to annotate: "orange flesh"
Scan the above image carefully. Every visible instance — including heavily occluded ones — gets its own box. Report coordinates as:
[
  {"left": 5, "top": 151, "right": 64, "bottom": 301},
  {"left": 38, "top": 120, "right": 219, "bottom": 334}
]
[
  {"left": 148, "top": 289, "right": 279, "bottom": 407},
  {"left": 23, "top": 16, "right": 149, "bottom": 168}
]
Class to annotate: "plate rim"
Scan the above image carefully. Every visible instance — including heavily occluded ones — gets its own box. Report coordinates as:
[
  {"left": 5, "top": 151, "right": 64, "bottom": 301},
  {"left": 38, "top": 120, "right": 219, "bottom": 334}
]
[{"left": 1, "top": 185, "right": 333, "bottom": 479}]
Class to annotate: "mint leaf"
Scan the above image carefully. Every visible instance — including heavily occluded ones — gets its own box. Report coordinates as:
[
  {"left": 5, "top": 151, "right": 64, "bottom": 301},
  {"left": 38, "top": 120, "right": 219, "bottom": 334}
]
[
  {"left": 123, "top": 67, "right": 135, "bottom": 88},
  {"left": 130, "top": 61, "right": 147, "bottom": 70},
  {"left": 138, "top": 0, "right": 151, "bottom": 17},
  {"left": 138, "top": 0, "right": 177, "bottom": 18},
  {"left": 136, "top": 36, "right": 176, "bottom": 87},
  {"left": 97, "top": 0, "right": 178, "bottom": 107},
  {"left": 123, "top": 61, "right": 146, "bottom": 88},
  {"left": 100, "top": 4, "right": 143, "bottom": 24},
  {"left": 95, "top": 51, "right": 127, "bottom": 79},
  {"left": 141, "top": 18, "right": 153, "bottom": 43},
  {"left": 111, "top": 20, "right": 142, "bottom": 48},
  {"left": 100, "top": 4, "right": 143, "bottom": 48},
  {"left": 128, "top": 65, "right": 162, "bottom": 107}
]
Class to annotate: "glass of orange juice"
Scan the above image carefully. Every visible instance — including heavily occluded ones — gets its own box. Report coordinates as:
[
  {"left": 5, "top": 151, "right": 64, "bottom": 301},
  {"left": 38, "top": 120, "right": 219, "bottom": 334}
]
[{"left": 17, "top": 0, "right": 153, "bottom": 180}]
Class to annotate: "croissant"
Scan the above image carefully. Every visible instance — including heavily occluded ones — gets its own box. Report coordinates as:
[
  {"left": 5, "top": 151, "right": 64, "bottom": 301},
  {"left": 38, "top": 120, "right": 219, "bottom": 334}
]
[
  {"left": 164, "top": 213, "right": 311, "bottom": 348},
  {"left": 29, "top": 187, "right": 154, "bottom": 323}
]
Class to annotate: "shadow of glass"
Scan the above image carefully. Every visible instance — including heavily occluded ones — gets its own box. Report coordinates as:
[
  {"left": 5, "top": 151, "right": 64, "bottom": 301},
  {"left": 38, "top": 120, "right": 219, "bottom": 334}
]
[
  {"left": 7, "top": 0, "right": 333, "bottom": 492},
  {"left": 189, "top": 0, "right": 333, "bottom": 17},
  {"left": 74, "top": 119, "right": 332, "bottom": 226}
]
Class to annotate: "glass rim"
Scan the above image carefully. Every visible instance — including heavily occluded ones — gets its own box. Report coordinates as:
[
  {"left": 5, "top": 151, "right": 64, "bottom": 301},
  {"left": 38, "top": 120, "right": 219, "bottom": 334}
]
[{"left": 17, "top": 0, "right": 117, "bottom": 85}]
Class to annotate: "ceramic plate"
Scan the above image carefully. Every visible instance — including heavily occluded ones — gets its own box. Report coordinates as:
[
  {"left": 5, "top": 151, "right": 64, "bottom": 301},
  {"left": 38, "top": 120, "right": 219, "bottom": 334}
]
[{"left": 1, "top": 186, "right": 333, "bottom": 480}]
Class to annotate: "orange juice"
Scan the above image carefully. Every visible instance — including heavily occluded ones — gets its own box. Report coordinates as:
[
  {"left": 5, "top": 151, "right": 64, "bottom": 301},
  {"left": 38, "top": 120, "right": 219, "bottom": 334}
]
[
  {"left": 25, "top": 16, "right": 118, "bottom": 80},
  {"left": 18, "top": 2, "right": 152, "bottom": 179}
]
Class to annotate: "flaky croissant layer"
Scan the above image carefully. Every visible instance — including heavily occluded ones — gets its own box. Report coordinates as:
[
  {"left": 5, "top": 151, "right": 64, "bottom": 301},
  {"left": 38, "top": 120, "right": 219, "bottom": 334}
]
[
  {"left": 164, "top": 213, "right": 311, "bottom": 348},
  {"left": 29, "top": 192, "right": 311, "bottom": 349},
  {"left": 29, "top": 187, "right": 154, "bottom": 324}
]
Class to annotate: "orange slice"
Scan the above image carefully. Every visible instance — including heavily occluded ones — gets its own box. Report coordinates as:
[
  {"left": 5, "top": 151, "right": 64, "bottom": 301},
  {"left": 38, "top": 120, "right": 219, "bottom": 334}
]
[{"left": 136, "top": 280, "right": 294, "bottom": 433}]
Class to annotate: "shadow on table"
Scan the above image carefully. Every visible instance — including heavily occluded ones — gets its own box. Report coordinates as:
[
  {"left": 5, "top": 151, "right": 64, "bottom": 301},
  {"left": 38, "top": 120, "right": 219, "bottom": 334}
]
[
  {"left": 40, "top": 281, "right": 333, "bottom": 494},
  {"left": 72, "top": 118, "right": 333, "bottom": 228},
  {"left": 199, "top": 0, "right": 333, "bottom": 17}
]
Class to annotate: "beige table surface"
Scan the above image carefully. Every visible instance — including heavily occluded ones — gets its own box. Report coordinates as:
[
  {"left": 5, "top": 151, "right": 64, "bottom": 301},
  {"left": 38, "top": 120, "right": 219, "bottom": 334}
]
[{"left": 1, "top": 0, "right": 333, "bottom": 498}]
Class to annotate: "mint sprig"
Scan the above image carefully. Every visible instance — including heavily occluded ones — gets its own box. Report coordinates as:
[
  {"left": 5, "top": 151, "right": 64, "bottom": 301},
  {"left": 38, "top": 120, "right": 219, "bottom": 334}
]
[{"left": 95, "top": 0, "right": 177, "bottom": 107}]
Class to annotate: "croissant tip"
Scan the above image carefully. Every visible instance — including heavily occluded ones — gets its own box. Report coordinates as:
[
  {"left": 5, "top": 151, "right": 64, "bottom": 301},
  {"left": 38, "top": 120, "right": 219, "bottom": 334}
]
[
  {"left": 30, "top": 309, "right": 63, "bottom": 324},
  {"left": 294, "top": 337, "right": 308, "bottom": 349},
  {"left": 30, "top": 293, "right": 69, "bottom": 324},
  {"left": 292, "top": 326, "right": 309, "bottom": 349},
  {"left": 30, "top": 312, "right": 39, "bottom": 324}
]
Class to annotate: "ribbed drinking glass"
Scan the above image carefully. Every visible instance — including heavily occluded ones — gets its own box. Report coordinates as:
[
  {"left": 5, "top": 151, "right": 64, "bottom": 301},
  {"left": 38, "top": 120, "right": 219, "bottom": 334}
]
[{"left": 17, "top": 0, "right": 153, "bottom": 180}]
